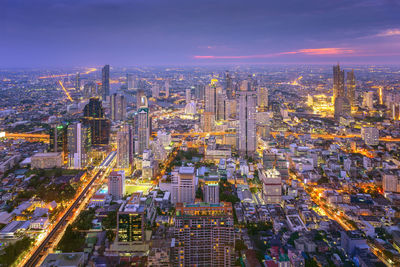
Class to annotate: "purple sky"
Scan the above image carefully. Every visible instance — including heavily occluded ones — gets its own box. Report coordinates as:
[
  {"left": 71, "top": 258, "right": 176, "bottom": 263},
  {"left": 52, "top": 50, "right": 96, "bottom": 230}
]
[{"left": 1, "top": 0, "right": 400, "bottom": 67}]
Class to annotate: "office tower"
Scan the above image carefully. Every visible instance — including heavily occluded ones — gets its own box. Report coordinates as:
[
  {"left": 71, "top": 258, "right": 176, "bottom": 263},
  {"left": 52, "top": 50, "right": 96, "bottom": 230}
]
[
  {"left": 101, "top": 64, "right": 110, "bottom": 100},
  {"left": 117, "top": 125, "right": 134, "bottom": 169},
  {"left": 151, "top": 84, "right": 160, "bottom": 98},
  {"left": 67, "top": 122, "right": 90, "bottom": 169},
  {"left": 261, "top": 168, "right": 282, "bottom": 204},
  {"left": 203, "top": 83, "right": 217, "bottom": 132},
  {"left": 108, "top": 170, "right": 125, "bottom": 200},
  {"left": 111, "top": 94, "right": 127, "bottom": 121},
  {"left": 377, "top": 86, "right": 384, "bottom": 105},
  {"left": 361, "top": 126, "right": 379, "bottom": 146},
  {"left": 171, "top": 167, "right": 195, "bottom": 204},
  {"left": 172, "top": 202, "right": 235, "bottom": 266},
  {"left": 257, "top": 87, "right": 268, "bottom": 111},
  {"left": 117, "top": 194, "right": 145, "bottom": 243},
  {"left": 204, "top": 179, "right": 219, "bottom": 204},
  {"left": 347, "top": 70, "right": 356, "bottom": 107},
  {"left": 136, "top": 89, "right": 145, "bottom": 109},
  {"left": 165, "top": 79, "right": 170, "bottom": 98},
  {"left": 216, "top": 91, "right": 227, "bottom": 121},
  {"left": 225, "top": 99, "right": 237, "bottom": 119},
  {"left": 137, "top": 107, "right": 150, "bottom": 154},
  {"left": 333, "top": 64, "right": 345, "bottom": 101},
  {"left": 75, "top": 73, "right": 80, "bottom": 91},
  {"left": 237, "top": 90, "right": 257, "bottom": 156},
  {"left": 362, "top": 91, "right": 374, "bottom": 110},
  {"left": 82, "top": 98, "right": 111, "bottom": 145},
  {"left": 83, "top": 82, "right": 97, "bottom": 98},
  {"left": 49, "top": 124, "right": 68, "bottom": 163},
  {"left": 225, "top": 71, "right": 234, "bottom": 99},
  {"left": 127, "top": 74, "right": 135, "bottom": 90},
  {"left": 195, "top": 83, "right": 205, "bottom": 101},
  {"left": 185, "top": 88, "right": 191, "bottom": 104},
  {"left": 334, "top": 95, "right": 351, "bottom": 120}
]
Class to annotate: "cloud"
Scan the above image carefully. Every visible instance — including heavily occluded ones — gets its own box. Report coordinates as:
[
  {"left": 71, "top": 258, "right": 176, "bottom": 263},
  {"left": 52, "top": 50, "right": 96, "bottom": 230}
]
[
  {"left": 194, "top": 47, "right": 355, "bottom": 59},
  {"left": 376, "top": 28, "right": 400, "bottom": 37}
]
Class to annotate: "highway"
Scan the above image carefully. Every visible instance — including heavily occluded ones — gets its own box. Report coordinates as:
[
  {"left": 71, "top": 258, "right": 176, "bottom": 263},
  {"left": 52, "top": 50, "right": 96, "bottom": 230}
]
[{"left": 22, "top": 151, "right": 116, "bottom": 267}]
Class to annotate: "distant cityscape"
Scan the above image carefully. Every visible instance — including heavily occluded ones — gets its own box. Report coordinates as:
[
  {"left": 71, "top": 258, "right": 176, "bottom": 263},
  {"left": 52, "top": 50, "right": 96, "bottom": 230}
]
[{"left": 0, "top": 63, "right": 400, "bottom": 266}]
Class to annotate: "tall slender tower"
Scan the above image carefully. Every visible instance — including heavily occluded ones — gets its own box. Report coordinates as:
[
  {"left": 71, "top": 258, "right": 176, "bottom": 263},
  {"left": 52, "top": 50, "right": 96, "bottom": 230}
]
[
  {"left": 257, "top": 87, "right": 269, "bottom": 111},
  {"left": 333, "top": 64, "right": 345, "bottom": 101},
  {"left": 111, "top": 94, "right": 127, "bottom": 121},
  {"left": 137, "top": 96, "right": 150, "bottom": 155},
  {"left": 67, "top": 122, "right": 90, "bottom": 169},
  {"left": 347, "top": 69, "right": 356, "bottom": 107},
  {"left": 102, "top": 64, "right": 110, "bottom": 100},
  {"left": 203, "top": 82, "right": 217, "bottom": 132},
  {"left": 237, "top": 89, "right": 257, "bottom": 156},
  {"left": 117, "top": 125, "right": 134, "bottom": 170},
  {"left": 165, "top": 79, "right": 170, "bottom": 98}
]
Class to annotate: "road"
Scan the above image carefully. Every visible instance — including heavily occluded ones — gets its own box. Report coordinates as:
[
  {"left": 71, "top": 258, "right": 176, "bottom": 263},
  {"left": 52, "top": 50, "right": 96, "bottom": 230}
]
[{"left": 21, "top": 151, "right": 116, "bottom": 267}]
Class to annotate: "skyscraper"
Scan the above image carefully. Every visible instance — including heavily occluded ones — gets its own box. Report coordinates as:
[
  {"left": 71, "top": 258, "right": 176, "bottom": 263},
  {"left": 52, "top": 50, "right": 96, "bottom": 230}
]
[
  {"left": 216, "top": 91, "right": 227, "bottom": 121},
  {"left": 333, "top": 64, "right": 345, "bottom": 101},
  {"left": 136, "top": 89, "right": 145, "bottom": 109},
  {"left": 347, "top": 70, "right": 356, "bottom": 107},
  {"left": 67, "top": 122, "right": 90, "bottom": 169},
  {"left": 75, "top": 73, "right": 80, "bottom": 91},
  {"left": 117, "top": 125, "right": 134, "bottom": 170},
  {"left": 164, "top": 79, "right": 170, "bottom": 98},
  {"left": 137, "top": 107, "right": 150, "bottom": 154},
  {"left": 171, "top": 167, "right": 195, "bottom": 204},
  {"left": 117, "top": 194, "right": 145, "bottom": 243},
  {"left": 237, "top": 90, "right": 257, "bottom": 156},
  {"left": 185, "top": 88, "right": 191, "bottom": 104},
  {"left": 127, "top": 74, "right": 135, "bottom": 90},
  {"left": 108, "top": 170, "right": 125, "bottom": 200},
  {"left": 101, "top": 64, "right": 110, "bottom": 100},
  {"left": 172, "top": 202, "right": 235, "bottom": 266},
  {"left": 111, "top": 94, "right": 127, "bottom": 121},
  {"left": 225, "top": 71, "right": 234, "bottom": 99},
  {"left": 152, "top": 83, "right": 160, "bottom": 98},
  {"left": 83, "top": 82, "right": 97, "bottom": 98},
  {"left": 334, "top": 95, "right": 351, "bottom": 120},
  {"left": 257, "top": 87, "right": 268, "bottom": 110},
  {"left": 203, "top": 82, "right": 218, "bottom": 131},
  {"left": 82, "top": 98, "right": 110, "bottom": 145}
]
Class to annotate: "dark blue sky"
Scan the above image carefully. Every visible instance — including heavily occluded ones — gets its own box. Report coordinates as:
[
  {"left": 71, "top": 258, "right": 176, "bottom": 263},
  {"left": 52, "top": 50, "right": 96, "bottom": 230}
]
[{"left": 1, "top": 0, "right": 400, "bottom": 67}]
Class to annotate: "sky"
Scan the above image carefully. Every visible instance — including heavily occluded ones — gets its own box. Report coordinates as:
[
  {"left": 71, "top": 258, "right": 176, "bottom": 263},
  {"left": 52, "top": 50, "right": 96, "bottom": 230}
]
[{"left": 1, "top": 0, "right": 400, "bottom": 67}]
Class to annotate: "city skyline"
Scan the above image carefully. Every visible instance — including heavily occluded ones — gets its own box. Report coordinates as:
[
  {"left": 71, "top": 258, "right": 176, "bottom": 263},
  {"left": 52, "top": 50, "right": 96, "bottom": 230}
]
[{"left": 2, "top": 0, "right": 400, "bottom": 67}]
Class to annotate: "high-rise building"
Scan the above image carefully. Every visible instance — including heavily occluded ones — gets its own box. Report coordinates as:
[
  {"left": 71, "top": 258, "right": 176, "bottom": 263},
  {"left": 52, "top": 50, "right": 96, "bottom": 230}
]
[
  {"left": 203, "top": 82, "right": 218, "bottom": 131},
  {"left": 83, "top": 82, "right": 97, "bottom": 98},
  {"left": 334, "top": 95, "right": 351, "bottom": 120},
  {"left": 204, "top": 178, "right": 219, "bottom": 204},
  {"left": 216, "top": 91, "right": 227, "bottom": 121},
  {"left": 108, "top": 170, "right": 125, "bottom": 200},
  {"left": 237, "top": 90, "right": 257, "bottom": 156},
  {"left": 137, "top": 107, "right": 150, "bottom": 154},
  {"left": 361, "top": 126, "right": 379, "bottom": 146},
  {"left": 185, "top": 88, "right": 191, "bottom": 104},
  {"left": 333, "top": 64, "right": 345, "bottom": 101},
  {"left": 195, "top": 83, "right": 205, "bottom": 101},
  {"left": 67, "top": 122, "right": 90, "bottom": 169},
  {"left": 117, "top": 194, "right": 145, "bottom": 243},
  {"left": 171, "top": 167, "right": 196, "bottom": 204},
  {"left": 117, "top": 125, "right": 134, "bottom": 170},
  {"left": 257, "top": 87, "right": 268, "bottom": 110},
  {"left": 225, "top": 71, "right": 234, "bottom": 99},
  {"left": 362, "top": 91, "right": 374, "bottom": 110},
  {"left": 152, "top": 84, "right": 160, "bottom": 98},
  {"left": 49, "top": 124, "right": 68, "bottom": 154},
  {"left": 75, "top": 73, "right": 80, "bottom": 91},
  {"left": 261, "top": 168, "right": 282, "bottom": 204},
  {"left": 346, "top": 70, "right": 356, "bottom": 107},
  {"left": 101, "top": 64, "right": 110, "bottom": 100},
  {"left": 127, "top": 74, "right": 135, "bottom": 90},
  {"left": 165, "top": 79, "right": 170, "bottom": 98},
  {"left": 393, "top": 104, "right": 400, "bottom": 121},
  {"left": 136, "top": 89, "right": 145, "bottom": 109},
  {"left": 172, "top": 202, "right": 235, "bottom": 266},
  {"left": 111, "top": 94, "right": 127, "bottom": 121},
  {"left": 82, "top": 98, "right": 111, "bottom": 145}
]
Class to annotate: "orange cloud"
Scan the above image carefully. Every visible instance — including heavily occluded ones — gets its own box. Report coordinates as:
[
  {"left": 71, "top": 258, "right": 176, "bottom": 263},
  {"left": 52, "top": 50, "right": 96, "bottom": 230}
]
[
  {"left": 376, "top": 28, "right": 400, "bottom": 37},
  {"left": 194, "top": 47, "right": 354, "bottom": 59}
]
